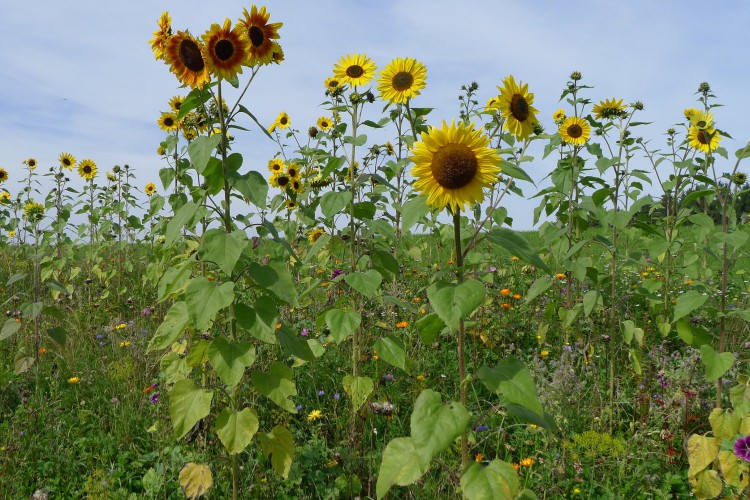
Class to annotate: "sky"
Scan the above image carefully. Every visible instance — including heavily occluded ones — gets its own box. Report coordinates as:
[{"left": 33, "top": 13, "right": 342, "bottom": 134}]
[{"left": 2, "top": 0, "right": 750, "bottom": 230}]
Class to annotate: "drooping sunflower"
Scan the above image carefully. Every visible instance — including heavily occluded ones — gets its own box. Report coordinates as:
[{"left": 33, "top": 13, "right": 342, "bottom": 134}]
[
  {"left": 0, "top": 192, "right": 10, "bottom": 203},
  {"left": 592, "top": 98, "right": 626, "bottom": 120},
  {"left": 308, "top": 228, "right": 326, "bottom": 244},
  {"left": 149, "top": 11, "right": 172, "bottom": 61},
  {"left": 333, "top": 54, "right": 377, "bottom": 87},
  {"left": 270, "top": 172, "right": 291, "bottom": 190},
  {"left": 24, "top": 158, "right": 38, "bottom": 170},
  {"left": 157, "top": 146, "right": 167, "bottom": 156},
  {"left": 165, "top": 31, "right": 210, "bottom": 89},
  {"left": 168, "top": 95, "right": 185, "bottom": 113},
  {"left": 145, "top": 183, "right": 157, "bottom": 196},
  {"left": 24, "top": 201, "right": 45, "bottom": 221},
  {"left": 268, "top": 158, "right": 285, "bottom": 173},
  {"left": 410, "top": 120, "right": 502, "bottom": 212},
  {"left": 59, "top": 152, "right": 76, "bottom": 170},
  {"left": 285, "top": 200, "right": 298, "bottom": 210},
  {"left": 324, "top": 76, "right": 341, "bottom": 93},
  {"left": 552, "top": 109, "right": 566, "bottom": 123},
  {"left": 559, "top": 117, "right": 591, "bottom": 146},
  {"left": 202, "top": 19, "right": 248, "bottom": 81},
  {"left": 268, "top": 112, "right": 291, "bottom": 133},
  {"left": 238, "top": 5, "right": 283, "bottom": 66},
  {"left": 182, "top": 128, "right": 197, "bottom": 141},
  {"left": 689, "top": 111, "right": 713, "bottom": 130},
  {"left": 106, "top": 171, "right": 117, "bottom": 182},
  {"left": 78, "top": 159, "right": 97, "bottom": 180},
  {"left": 285, "top": 163, "right": 301, "bottom": 179},
  {"left": 158, "top": 112, "right": 180, "bottom": 132},
  {"left": 317, "top": 116, "right": 333, "bottom": 131},
  {"left": 688, "top": 126, "right": 722, "bottom": 153},
  {"left": 377, "top": 57, "right": 427, "bottom": 104},
  {"left": 496, "top": 75, "right": 540, "bottom": 141},
  {"left": 0, "top": 168, "right": 7, "bottom": 183}
]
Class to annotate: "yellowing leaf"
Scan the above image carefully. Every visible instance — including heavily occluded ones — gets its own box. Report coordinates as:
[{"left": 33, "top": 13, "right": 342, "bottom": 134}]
[
  {"left": 687, "top": 434, "right": 719, "bottom": 478},
  {"left": 179, "top": 462, "right": 213, "bottom": 499},
  {"left": 689, "top": 469, "right": 722, "bottom": 499},
  {"left": 709, "top": 408, "right": 740, "bottom": 440}
]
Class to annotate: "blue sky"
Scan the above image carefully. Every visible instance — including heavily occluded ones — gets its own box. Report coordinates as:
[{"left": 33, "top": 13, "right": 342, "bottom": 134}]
[{"left": 2, "top": 0, "right": 749, "bottom": 229}]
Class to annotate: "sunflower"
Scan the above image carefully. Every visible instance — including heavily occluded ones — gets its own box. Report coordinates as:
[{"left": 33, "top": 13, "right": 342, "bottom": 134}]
[
  {"left": 158, "top": 112, "right": 180, "bottom": 132},
  {"left": 410, "top": 120, "right": 502, "bottom": 212},
  {"left": 182, "top": 128, "right": 197, "bottom": 141},
  {"left": 377, "top": 57, "right": 427, "bottom": 104},
  {"left": 289, "top": 179, "right": 304, "bottom": 194},
  {"left": 592, "top": 98, "right": 626, "bottom": 120},
  {"left": 285, "top": 163, "right": 301, "bottom": 179},
  {"left": 552, "top": 109, "right": 566, "bottom": 123},
  {"left": 168, "top": 95, "right": 185, "bottom": 113},
  {"left": 270, "top": 172, "right": 291, "bottom": 190},
  {"left": 317, "top": 116, "right": 333, "bottom": 131},
  {"left": 485, "top": 97, "right": 500, "bottom": 112},
  {"left": 202, "top": 19, "right": 248, "bottom": 81},
  {"left": 324, "top": 76, "right": 341, "bottom": 92},
  {"left": 165, "top": 31, "right": 210, "bottom": 89},
  {"left": 0, "top": 168, "right": 7, "bottom": 183},
  {"left": 59, "top": 152, "right": 76, "bottom": 170},
  {"left": 106, "top": 171, "right": 117, "bottom": 182},
  {"left": 269, "top": 112, "right": 291, "bottom": 133},
  {"left": 268, "top": 158, "right": 285, "bottom": 173},
  {"left": 733, "top": 172, "right": 747, "bottom": 185},
  {"left": 496, "top": 75, "right": 540, "bottom": 141},
  {"left": 559, "top": 117, "right": 591, "bottom": 146},
  {"left": 689, "top": 111, "right": 713, "bottom": 130},
  {"left": 78, "top": 159, "right": 97, "bottom": 180},
  {"left": 333, "top": 54, "right": 377, "bottom": 87},
  {"left": 688, "top": 126, "right": 722, "bottom": 153},
  {"left": 24, "top": 158, "right": 38, "bottom": 170},
  {"left": 683, "top": 108, "right": 701, "bottom": 122},
  {"left": 157, "top": 146, "right": 167, "bottom": 156},
  {"left": 238, "top": 5, "right": 283, "bottom": 66},
  {"left": 149, "top": 11, "right": 172, "bottom": 61},
  {"left": 145, "top": 183, "right": 157, "bottom": 196},
  {"left": 271, "top": 43, "right": 284, "bottom": 64},
  {"left": 307, "top": 228, "right": 325, "bottom": 244},
  {"left": 0, "top": 192, "right": 10, "bottom": 203},
  {"left": 285, "top": 200, "right": 298, "bottom": 210},
  {"left": 24, "top": 201, "right": 45, "bottom": 221}
]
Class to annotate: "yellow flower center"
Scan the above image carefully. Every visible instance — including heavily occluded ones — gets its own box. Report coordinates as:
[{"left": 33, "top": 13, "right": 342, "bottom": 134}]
[
  {"left": 215, "top": 39, "right": 234, "bottom": 61},
  {"left": 510, "top": 94, "right": 529, "bottom": 121},
  {"left": 179, "top": 38, "right": 205, "bottom": 72},
  {"left": 431, "top": 143, "right": 478, "bottom": 189},
  {"left": 249, "top": 26, "right": 265, "bottom": 47},
  {"left": 567, "top": 124, "right": 583, "bottom": 138},
  {"left": 392, "top": 71, "right": 414, "bottom": 91},
  {"left": 346, "top": 65, "right": 364, "bottom": 78}
]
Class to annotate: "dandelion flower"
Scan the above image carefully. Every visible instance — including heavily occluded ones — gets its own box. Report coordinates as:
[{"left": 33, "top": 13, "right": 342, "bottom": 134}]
[
  {"left": 8, "top": 230, "right": 15, "bottom": 238},
  {"left": 592, "top": 98, "right": 626, "bottom": 120},
  {"left": 496, "top": 75, "right": 540, "bottom": 141},
  {"left": 307, "top": 409, "right": 323, "bottom": 422},
  {"left": 333, "top": 54, "right": 377, "bottom": 87},
  {"left": 269, "top": 112, "right": 290, "bottom": 133},
  {"left": 377, "top": 57, "right": 427, "bottom": 104},
  {"left": 165, "top": 31, "right": 210, "bottom": 89},
  {"left": 410, "top": 120, "right": 502, "bottom": 212},
  {"left": 78, "top": 159, "right": 97, "bottom": 180},
  {"left": 202, "top": 19, "right": 249, "bottom": 81},
  {"left": 145, "top": 183, "right": 156, "bottom": 196},
  {"left": 238, "top": 5, "right": 283, "bottom": 66},
  {"left": 68, "top": 376, "right": 80, "bottom": 384},
  {"left": 559, "top": 116, "right": 591, "bottom": 146}
]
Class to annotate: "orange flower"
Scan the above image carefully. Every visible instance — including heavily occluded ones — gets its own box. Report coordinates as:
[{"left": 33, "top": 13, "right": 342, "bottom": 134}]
[
  {"left": 419, "top": 308, "right": 426, "bottom": 314},
  {"left": 275, "top": 323, "right": 282, "bottom": 329},
  {"left": 513, "top": 463, "right": 520, "bottom": 471},
  {"left": 500, "top": 288, "right": 511, "bottom": 296},
  {"left": 500, "top": 303, "right": 512, "bottom": 309},
  {"left": 555, "top": 273, "right": 567, "bottom": 280},
  {"left": 144, "top": 386, "right": 153, "bottom": 394},
  {"left": 512, "top": 293, "right": 522, "bottom": 300},
  {"left": 413, "top": 297, "right": 421, "bottom": 303},
  {"left": 447, "top": 260, "right": 455, "bottom": 265},
  {"left": 396, "top": 321, "right": 409, "bottom": 328},
  {"left": 475, "top": 453, "right": 484, "bottom": 462},
  {"left": 520, "top": 457, "right": 535, "bottom": 467},
  {"left": 511, "top": 256, "right": 520, "bottom": 262}
]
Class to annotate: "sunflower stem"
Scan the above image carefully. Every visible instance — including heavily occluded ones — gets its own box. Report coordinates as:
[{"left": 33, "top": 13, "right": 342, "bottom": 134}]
[{"left": 453, "top": 210, "right": 469, "bottom": 471}]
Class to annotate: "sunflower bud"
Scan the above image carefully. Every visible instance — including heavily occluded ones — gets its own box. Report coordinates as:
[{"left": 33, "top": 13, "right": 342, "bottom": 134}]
[
  {"left": 733, "top": 172, "right": 747, "bottom": 185},
  {"left": 113, "top": 165, "right": 121, "bottom": 174},
  {"left": 308, "top": 126, "right": 319, "bottom": 138},
  {"left": 698, "top": 82, "right": 711, "bottom": 94},
  {"left": 667, "top": 128, "right": 676, "bottom": 136},
  {"left": 570, "top": 71, "right": 582, "bottom": 81},
  {"left": 632, "top": 101, "right": 644, "bottom": 111}
]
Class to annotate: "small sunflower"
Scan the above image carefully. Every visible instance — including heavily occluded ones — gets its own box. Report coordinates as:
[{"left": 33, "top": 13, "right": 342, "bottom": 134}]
[
  {"left": 324, "top": 76, "right": 341, "bottom": 92},
  {"left": 202, "top": 19, "right": 248, "bottom": 81},
  {"left": 485, "top": 97, "right": 500, "bottom": 112},
  {"left": 688, "top": 126, "right": 722, "bottom": 153},
  {"left": 168, "top": 95, "right": 185, "bottom": 113},
  {"left": 592, "top": 98, "right": 626, "bottom": 120},
  {"left": 289, "top": 179, "right": 304, "bottom": 194},
  {"left": 316, "top": 116, "right": 333, "bottom": 131},
  {"left": 0, "top": 192, "right": 10, "bottom": 203},
  {"left": 0, "top": 168, "right": 7, "bottom": 183},
  {"left": 158, "top": 112, "right": 180, "bottom": 132},
  {"left": 689, "top": 111, "right": 713, "bottom": 130},
  {"left": 285, "top": 163, "right": 301, "bottom": 179},
  {"left": 106, "top": 171, "right": 117, "bottom": 182},
  {"left": 165, "top": 31, "right": 210, "bottom": 89},
  {"left": 149, "top": 11, "right": 172, "bottom": 61},
  {"left": 496, "top": 75, "right": 540, "bottom": 141},
  {"left": 333, "top": 54, "right": 377, "bottom": 87},
  {"left": 308, "top": 228, "right": 326, "bottom": 244},
  {"left": 24, "top": 158, "right": 38, "bottom": 170},
  {"left": 145, "top": 183, "right": 157, "bottom": 196},
  {"left": 410, "top": 120, "right": 502, "bottom": 212},
  {"left": 238, "top": 5, "right": 283, "bottom": 66},
  {"left": 733, "top": 172, "right": 747, "bottom": 185},
  {"left": 684, "top": 108, "right": 701, "bottom": 122},
  {"left": 285, "top": 200, "right": 298, "bottom": 210},
  {"left": 269, "top": 112, "right": 291, "bottom": 133},
  {"left": 559, "top": 117, "right": 591, "bottom": 146},
  {"left": 552, "top": 109, "right": 566, "bottom": 123},
  {"left": 59, "top": 152, "right": 76, "bottom": 170},
  {"left": 157, "top": 146, "right": 167, "bottom": 156},
  {"left": 182, "top": 128, "right": 197, "bottom": 141},
  {"left": 268, "top": 158, "right": 285, "bottom": 173},
  {"left": 78, "top": 159, "right": 97, "bottom": 180},
  {"left": 377, "top": 57, "right": 427, "bottom": 104},
  {"left": 24, "top": 201, "right": 45, "bottom": 221},
  {"left": 270, "top": 172, "right": 291, "bottom": 190}
]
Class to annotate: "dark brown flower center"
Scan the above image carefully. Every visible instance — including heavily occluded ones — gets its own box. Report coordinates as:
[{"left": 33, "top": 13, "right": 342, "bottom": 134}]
[
  {"left": 328, "top": 80, "right": 339, "bottom": 88},
  {"left": 431, "top": 143, "right": 478, "bottom": 189},
  {"left": 277, "top": 176, "right": 289, "bottom": 187},
  {"left": 280, "top": 116, "right": 288, "bottom": 125},
  {"left": 83, "top": 166, "right": 92, "bottom": 174},
  {"left": 567, "top": 124, "right": 583, "bottom": 138},
  {"left": 288, "top": 167, "right": 297, "bottom": 177},
  {"left": 63, "top": 159, "right": 71, "bottom": 166},
  {"left": 392, "top": 71, "right": 414, "bottom": 91},
  {"left": 510, "top": 94, "right": 529, "bottom": 122},
  {"left": 179, "top": 39, "right": 205, "bottom": 72},
  {"left": 249, "top": 26, "right": 265, "bottom": 47},
  {"left": 697, "top": 130, "right": 709, "bottom": 145},
  {"left": 321, "top": 120, "right": 329, "bottom": 128},
  {"left": 346, "top": 65, "right": 364, "bottom": 79},
  {"left": 215, "top": 39, "right": 234, "bottom": 61},
  {"left": 164, "top": 117, "right": 174, "bottom": 127}
]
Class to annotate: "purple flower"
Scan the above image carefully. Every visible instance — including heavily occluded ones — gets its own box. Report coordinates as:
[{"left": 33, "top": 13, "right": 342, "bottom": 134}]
[
  {"left": 301, "top": 328, "right": 309, "bottom": 337},
  {"left": 645, "top": 255, "right": 651, "bottom": 262},
  {"left": 383, "top": 373, "right": 395, "bottom": 382},
  {"left": 745, "top": 342, "right": 750, "bottom": 348},
  {"left": 332, "top": 269, "right": 343, "bottom": 279},
  {"left": 141, "top": 307, "right": 152, "bottom": 317},
  {"left": 489, "top": 266, "right": 497, "bottom": 272},
  {"left": 476, "top": 425, "right": 490, "bottom": 432},
  {"left": 334, "top": 393, "right": 340, "bottom": 400},
  {"left": 149, "top": 393, "right": 160, "bottom": 404},
  {"left": 111, "top": 397, "right": 119, "bottom": 404},
  {"left": 296, "top": 404, "right": 303, "bottom": 411},
  {"left": 318, "top": 390, "right": 325, "bottom": 396},
  {"left": 734, "top": 435, "right": 750, "bottom": 462}
]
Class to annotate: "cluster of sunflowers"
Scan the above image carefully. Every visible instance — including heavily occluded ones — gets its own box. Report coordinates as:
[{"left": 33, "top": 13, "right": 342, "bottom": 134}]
[{"left": 266, "top": 158, "right": 304, "bottom": 210}]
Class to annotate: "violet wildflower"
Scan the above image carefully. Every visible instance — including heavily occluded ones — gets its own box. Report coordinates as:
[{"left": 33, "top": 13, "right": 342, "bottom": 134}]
[
  {"left": 296, "top": 404, "right": 303, "bottom": 411},
  {"left": 734, "top": 435, "right": 750, "bottom": 462},
  {"left": 332, "top": 269, "right": 343, "bottom": 279},
  {"left": 301, "top": 328, "right": 309, "bottom": 337},
  {"left": 334, "top": 393, "right": 340, "bottom": 400},
  {"left": 489, "top": 266, "right": 497, "bottom": 272},
  {"left": 383, "top": 373, "right": 395, "bottom": 382},
  {"left": 318, "top": 390, "right": 325, "bottom": 396},
  {"left": 149, "top": 393, "right": 160, "bottom": 404},
  {"left": 476, "top": 425, "right": 490, "bottom": 432}
]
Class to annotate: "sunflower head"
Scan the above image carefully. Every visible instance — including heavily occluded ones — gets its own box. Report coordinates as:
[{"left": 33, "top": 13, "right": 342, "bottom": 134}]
[
  {"left": 733, "top": 172, "right": 748, "bottom": 186},
  {"left": 688, "top": 126, "right": 721, "bottom": 153},
  {"left": 683, "top": 108, "right": 701, "bottom": 122},
  {"left": 268, "top": 158, "right": 285, "bottom": 173},
  {"left": 157, "top": 146, "right": 167, "bottom": 156},
  {"left": 158, "top": 112, "right": 180, "bottom": 132},
  {"left": 270, "top": 172, "right": 290, "bottom": 189},
  {"left": 689, "top": 111, "right": 713, "bottom": 130},
  {"left": 289, "top": 179, "right": 304, "bottom": 194},
  {"left": 106, "top": 171, "right": 117, "bottom": 182},
  {"left": 59, "top": 152, "right": 76, "bottom": 170},
  {"left": 168, "top": 95, "right": 185, "bottom": 113},
  {"left": 149, "top": 11, "right": 172, "bottom": 61},
  {"left": 552, "top": 109, "right": 566, "bottom": 123},
  {"left": 0, "top": 192, "right": 10, "bottom": 203},
  {"left": 285, "top": 200, "right": 298, "bottom": 210},
  {"left": 559, "top": 117, "right": 591, "bottom": 146},
  {"left": 410, "top": 120, "right": 502, "bottom": 213},
  {"left": 238, "top": 5, "right": 283, "bottom": 66},
  {"left": 202, "top": 19, "right": 248, "bottom": 81},
  {"left": 377, "top": 57, "right": 427, "bottom": 104},
  {"left": 333, "top": 54, "right": 377, "bottom": 87},
  {"left": 316, "top": 116, "right": 332, "bottom": 131},
  {"left": 485, "top": 97, "right": 500, "bottom": 112},
  {"left": 0, "top": 168, "right": 7, "bottom": 183},
  {"left": 24, "top": 158, "right": 38, "bottom": 170},
  {"left": 308, "top": 228, "right": 326, "bottom": 244},
  {"left": 269, "top": 112, "right": 290, "bottom": 133},
  {"left": 24, "top": 201, "right": 45, "bottom": 221},
  {"left": 592, "top": 98, "right": 627, "bottom": 120},
  {"left": 497, "top": 75, "right": 540, "bottom": 141},
  {"left": 286, "top": 163, "right": 300, "bottom": 179},
  {"left": 145, "top": 183, "right": 157, "bottom": 196},
  {"left": 165, "top": 31, "right": 210, "bottom": 89},
  {"left": 324, "top": 76, "right": 343, "bottom": 95},
  {"left": 78, "top": 159, "right": 97, "bottom": 180}
]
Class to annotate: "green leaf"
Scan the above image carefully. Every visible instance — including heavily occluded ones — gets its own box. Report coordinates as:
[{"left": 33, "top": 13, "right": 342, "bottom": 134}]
[
  {"left": 0, "top": 318, "right": 21, "bottom": 341},
  {"left": 376, "top": 437, "right": 430, "bottom": 499},
  {"left": 582, "top": 290, "right": 599, "bottom": 317},
  {"left": 477, "top": 357, "right": 544, "bottom": 417},
  {"left": 486, "top": 228, "right": 551, "bottom": 274},
  {"left": 700, "top": 344, "right": 734, "bottom": 382},
  {"left": 344, "top": 133, "right": 368, "bottom": 146},
  {"left": 14, "top": 352, "right": 34, "bottom": 374},
  {"left": 676, "top": 319, "right": 713, "bottom": 349},
  {"left": 248, "top": 261, "right": 298, "bottom": 306},
  {"left": 207, "top": 337, "right": 256, "bottom": 388},
  {"left": 342, "top": 375, "right": 373, "bottom": 411},
  {"left": 6, "top": 273, "right": 25, "bottom": 286},
  {"left": 325, "top": 308, "right": 361, "bottom": 344},
  {"left": 188, "top": 135, "right": 223, "bottom": 173},
  {"left": 621, "top": 320, "right": 644, "bottom": 347},
  {"left": 178, "top": 462, "right": 213, "bottom": 499},
  {"left": 523, "top": 278, "right": 553, "bottom": 304},
  {"left": 159, "top": 167, "right": 175, "bottom": 190},
  {"left": 277, "top": 326, "right": 318, "bottom": 361},
  {"left": 258, "top": 425, "right": 294, "bottom": 479},
  {"left": 461, "top": 460, "right": 520, "bottom": 500},
  {"left": 227, "top": 170, "right": 268, "bottom": 209},
  {"left": 216, "top": 407, "right": 259, "bottom": 455},
  {"left": 352, "top": 201, "right": 376, "bottom": 220},
  {"left": 427, "top": 279, "right": 485, "bottom": 332},
  {"left": 401, "top": 197, "right": 431, "bottom": 233},
  {"left": 416, "top": 313, "right": 445, "bottom": 344},
  {"left": 373, "top": 335, "right": 406, "bottom": 371},
  {"left": 169, "top": 379, "right": 213, "bottom": 440},
  {"left": 199, "top": 229, "right": 248, "bottom": 276},
  {"left": 673, "top": 291, "right": 708, "bottom": 323},
  {"left": 240, "top": 296, "right": 278, "bottom": 344},
  {"left": 343, "top": 269, "right": 382, "bottom": 297},
  {"left": 165, "top": 202, "right": 199, "bottom": 247},
  {"left": 47, "top": 326, "right": 67, "bottom": 347},
  {"left": 251, "top": 362, "right": 298, "bottom": 413},
  {"left": 410, "top": 389, "right": 471, "bottom": 460},
  {"left": 148, "top": 301, "right": 190, "bottom": 352},
  {"left": 185, "top": 277, "right": 235, "bottom": 331},
  {"left": 320, "top": 191, "right": 351, "bottom": 218}
]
